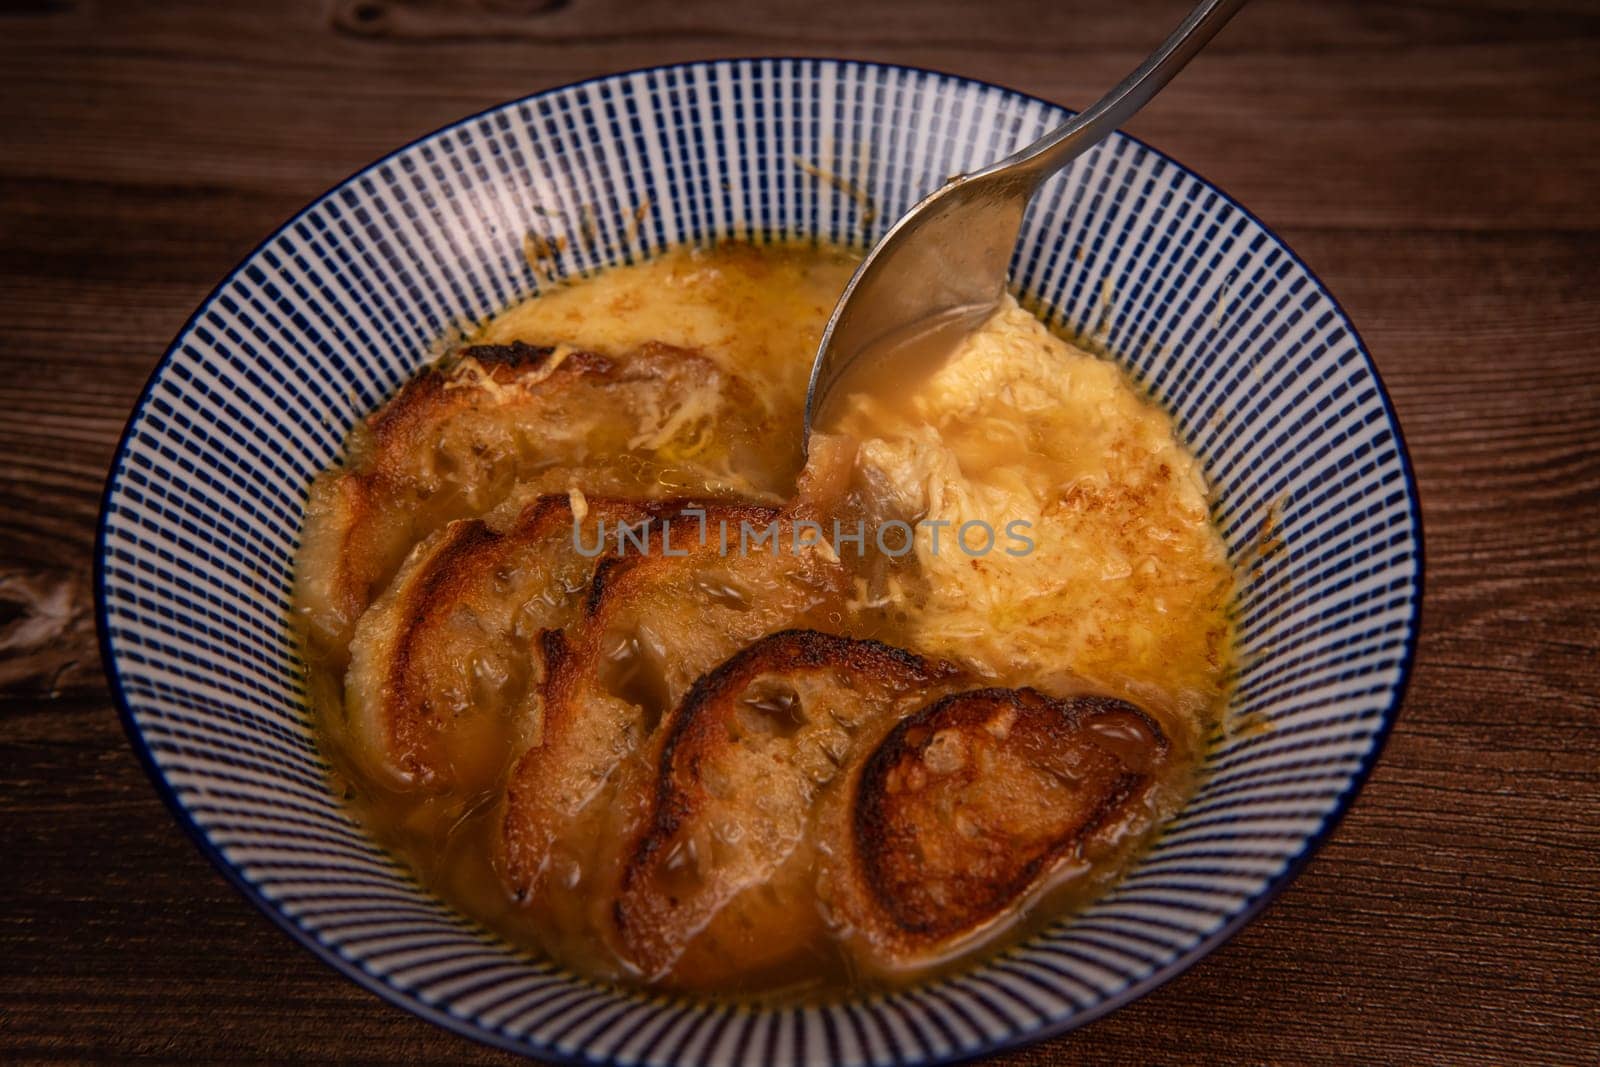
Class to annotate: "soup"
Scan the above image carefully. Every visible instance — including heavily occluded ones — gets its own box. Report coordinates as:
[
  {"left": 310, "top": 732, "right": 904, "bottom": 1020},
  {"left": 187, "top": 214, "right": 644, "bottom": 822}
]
[{"left": 292, "top": 240, "right": 1234, "bottom": 1001}]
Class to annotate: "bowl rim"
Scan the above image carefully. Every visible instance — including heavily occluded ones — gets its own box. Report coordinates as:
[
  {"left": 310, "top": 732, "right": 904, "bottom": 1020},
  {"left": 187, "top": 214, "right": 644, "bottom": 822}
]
[{"left": 94, "top": 56, "right": 1424, "bottom": 1065}]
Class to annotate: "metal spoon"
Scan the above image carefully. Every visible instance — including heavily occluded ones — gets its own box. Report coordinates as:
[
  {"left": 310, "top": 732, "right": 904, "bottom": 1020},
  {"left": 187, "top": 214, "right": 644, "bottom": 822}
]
[{"left": 804, "top": 0, "right": 1249, "bottom": 443}]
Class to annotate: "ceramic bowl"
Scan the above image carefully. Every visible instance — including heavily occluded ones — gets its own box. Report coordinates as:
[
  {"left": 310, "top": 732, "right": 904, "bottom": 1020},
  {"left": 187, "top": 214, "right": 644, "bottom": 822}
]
[{"left": 97, "top": 58, "right": 1421, "bottom": 1066}]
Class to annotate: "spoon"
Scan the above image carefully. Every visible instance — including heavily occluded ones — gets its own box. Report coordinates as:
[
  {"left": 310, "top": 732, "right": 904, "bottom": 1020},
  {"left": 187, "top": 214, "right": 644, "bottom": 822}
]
[{"left": 804, "top": 0, "right": 1249, "bottom": 444}]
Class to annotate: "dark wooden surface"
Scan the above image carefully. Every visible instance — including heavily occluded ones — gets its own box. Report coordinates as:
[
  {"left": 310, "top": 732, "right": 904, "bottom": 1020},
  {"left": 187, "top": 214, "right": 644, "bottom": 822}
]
[{"left": 2, "top": 0, "right": 1597, "bottom": 1063}]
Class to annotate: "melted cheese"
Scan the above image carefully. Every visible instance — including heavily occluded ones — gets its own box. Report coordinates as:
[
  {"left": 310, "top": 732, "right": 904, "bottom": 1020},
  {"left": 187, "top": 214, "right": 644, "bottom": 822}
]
[{"left": 830, "top": 297, "right": 1232, "bottom": 744}]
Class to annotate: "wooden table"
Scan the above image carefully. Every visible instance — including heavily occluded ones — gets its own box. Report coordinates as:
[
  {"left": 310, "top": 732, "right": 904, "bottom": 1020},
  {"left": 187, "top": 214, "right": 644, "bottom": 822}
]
[{"left": 3, "top": 1, "right": 1596, "bottom": 1063}]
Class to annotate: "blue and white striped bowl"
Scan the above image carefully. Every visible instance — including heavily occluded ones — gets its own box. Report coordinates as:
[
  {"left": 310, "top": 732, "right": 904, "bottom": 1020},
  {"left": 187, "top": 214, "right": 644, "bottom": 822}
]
[{"left": 97, "top": 59, "right": 1421, "bottom": 1065}]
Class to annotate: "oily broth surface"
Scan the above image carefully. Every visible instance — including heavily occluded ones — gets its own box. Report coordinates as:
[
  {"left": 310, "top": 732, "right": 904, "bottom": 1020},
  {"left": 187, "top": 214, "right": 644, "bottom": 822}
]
[{"left": 298, "top": 240, "right": 1234, "bottom": 1001}]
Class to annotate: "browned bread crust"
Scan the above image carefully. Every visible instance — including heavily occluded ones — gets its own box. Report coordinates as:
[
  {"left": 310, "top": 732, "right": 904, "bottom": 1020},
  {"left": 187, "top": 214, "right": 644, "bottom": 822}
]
[
  {"left": 498, "top": 513, "right": 851, "bottom": 925},
  {"left": 296, "top": 340, "right": 768, "bottom": 657},
  {"left": 611, "top": 630, "right": 963, "bottom": 984},
  {"left": 342, "top": 493, "right": 652, "bottom": 791},
  {"left": 821, "top": 688, "right": 1170, "bottom": 976},
  {"left": 299, "top": 342, "right": 606, "bottom": 655},
  {"left": 364, "top": 342, "right": 612, "bottom": 456}
]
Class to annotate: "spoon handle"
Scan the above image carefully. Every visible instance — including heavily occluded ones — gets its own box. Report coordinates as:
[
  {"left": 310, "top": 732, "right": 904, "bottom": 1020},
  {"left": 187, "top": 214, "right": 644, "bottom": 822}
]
[{"left": 982, "top": 0, "right": 1251, "bottom": 186}]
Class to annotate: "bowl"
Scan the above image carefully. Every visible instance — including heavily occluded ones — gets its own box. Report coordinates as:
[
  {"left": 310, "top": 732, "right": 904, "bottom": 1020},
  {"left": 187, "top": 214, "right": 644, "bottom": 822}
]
[{"left": 97, "top": 58, "right": 1422, "bottom": 1065}]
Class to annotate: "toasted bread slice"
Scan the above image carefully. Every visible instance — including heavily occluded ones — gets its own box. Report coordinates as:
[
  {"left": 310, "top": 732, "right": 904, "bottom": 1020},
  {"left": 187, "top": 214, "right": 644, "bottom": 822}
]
[
  {"left": 577, "top": 507, "right": 853, "bottom": 713},
  {"left": 611, "top": 630, "right": 963, "bottom": 986},
  {"left": 296, "top": 340, "right": 771, "bottom": 658},
  {"left": 341, "top": 494, "right": 654, "bottom": 792},
  {"left": 499, "top": 513, "right": 851, "bottom": 927},
  {"left": 818, "top": 688, "right": 1169, "bottom": 977}
]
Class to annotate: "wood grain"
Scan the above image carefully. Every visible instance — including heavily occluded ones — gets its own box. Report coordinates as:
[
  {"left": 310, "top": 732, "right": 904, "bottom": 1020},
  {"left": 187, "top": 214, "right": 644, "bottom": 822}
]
[{"left": 1, "top": 0, "right": 1596, "bottom": 1063}]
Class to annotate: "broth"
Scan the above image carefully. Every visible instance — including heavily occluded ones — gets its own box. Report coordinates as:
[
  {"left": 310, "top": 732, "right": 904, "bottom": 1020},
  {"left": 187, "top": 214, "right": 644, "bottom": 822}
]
[{"left": 294, "top": 240, "right": 1234, "bottom": 1002}]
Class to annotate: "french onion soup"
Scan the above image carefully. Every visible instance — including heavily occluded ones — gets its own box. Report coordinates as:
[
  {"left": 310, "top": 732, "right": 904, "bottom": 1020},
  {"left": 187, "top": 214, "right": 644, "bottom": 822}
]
[{"left": 293, "top": 240, "right": 1234, "bottom": 1000}]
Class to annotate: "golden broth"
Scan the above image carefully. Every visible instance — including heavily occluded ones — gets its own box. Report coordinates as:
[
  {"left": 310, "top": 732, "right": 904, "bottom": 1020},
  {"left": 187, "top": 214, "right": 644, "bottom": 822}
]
[{"left": 296, "top": 240, "right": 1234, "bottom": 1002}]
